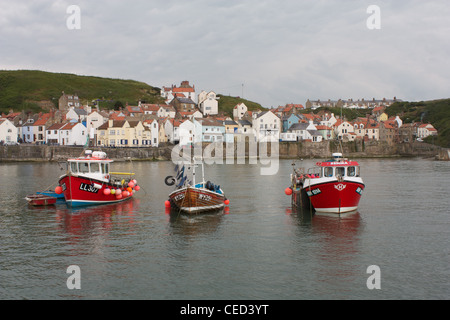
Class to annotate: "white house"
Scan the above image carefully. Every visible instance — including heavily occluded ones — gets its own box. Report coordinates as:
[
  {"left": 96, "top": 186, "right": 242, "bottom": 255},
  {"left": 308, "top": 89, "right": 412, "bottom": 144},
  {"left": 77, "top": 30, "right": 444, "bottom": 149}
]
[
  {"left": 287, "top": 121, "right": 317, "bottom": 141},
  {"left": 66, "top": 107, "right": 88, "bottom": 122},
  {"left": 252, "top": 111, "right": 281, "bottom": 142},
  {"left": 21, "top": 119, "right": 38, "bottom": 143},
  {"left": 143, "top": 119, "right": 160, "bottom": 147},
  {"left": 193, "top": 118, "right": 225, "bottom": 143},
  {"left": 280, "top": 132, "right": 297, "bottom": 142},
  {"left": 61, "top": 122, "right": 88, "bottom": 146},
  {"left": 161, "top": 81, "right": 196, "bottom": 104},
  {"left": 233, "top": 103, "right": 248, "bottom": 120},
  {"left": 46, "top": 122, "right": 87, "bottom": 145},
  {"left": 141, "top": 104, "right": 161, "bottom": 116},
  {"left": 0, "top": 118, "right": 18, "bottom": 144},
  {"left": 164, "top": 119, "right": 181, "bottom": 143},
  {"left": 335, "top": 120, "right": 355, "bottom": 140},
  {"left": 179, "top": 119, "right": 195, "bottom": 146},
  {"left": 320, "top": 113, "right": 337, "bottom": 128},
  {"left": 46, "top": 123, "right": 65, "bottom": 145},
  {"left": 86, "top": 110, "right": 107, "bottom": 143},
  {"left": 418, "top": 123, "right": 438, "bottom": 139},
  {"left": 157, "top": 105, "right": 176, "bottom": 118},
  {"left": 198, "top": 91, "right": 219, "bottom": 116}
]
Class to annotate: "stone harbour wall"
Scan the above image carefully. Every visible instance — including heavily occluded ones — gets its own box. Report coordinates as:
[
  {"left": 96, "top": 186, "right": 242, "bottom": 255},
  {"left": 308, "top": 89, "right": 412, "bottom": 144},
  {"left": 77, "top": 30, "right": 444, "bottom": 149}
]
[{"left": 0, "top": 140, "right": 447, "bottom": 162}]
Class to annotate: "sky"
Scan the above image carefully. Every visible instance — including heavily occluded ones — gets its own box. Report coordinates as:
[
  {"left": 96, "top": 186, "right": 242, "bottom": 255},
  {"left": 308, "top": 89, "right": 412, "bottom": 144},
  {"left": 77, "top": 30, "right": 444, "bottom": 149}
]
[{"left": 1, "top": 0, "right": 450, "bottom": 108}]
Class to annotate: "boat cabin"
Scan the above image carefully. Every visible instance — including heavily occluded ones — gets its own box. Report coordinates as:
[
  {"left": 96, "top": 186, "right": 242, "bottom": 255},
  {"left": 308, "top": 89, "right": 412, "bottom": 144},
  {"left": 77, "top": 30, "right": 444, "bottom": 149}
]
[
  {"left": 67, "top": 150, "right": 113, "bottom": 182},
  {"left": 314, "top": 153, "right": 360, "bottom": 178}
]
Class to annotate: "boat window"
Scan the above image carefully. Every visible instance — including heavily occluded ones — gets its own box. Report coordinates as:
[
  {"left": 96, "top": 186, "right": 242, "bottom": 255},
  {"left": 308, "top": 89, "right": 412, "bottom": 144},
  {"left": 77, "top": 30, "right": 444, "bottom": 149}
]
[
  {"left": 324, "top": 167, "right": 333, "bottom": 177},
  {"left": 355, "top": 166, "right": 360, "bottom": 177},
  {"left": 101, "top": 163, "right": 109, "bottom": 174},
  {"left": 348, "top": 166, "right": 356, "bottom": 177},
  {"left": 90, "top": 162, "right": 100, "bottom": 173},
  {"left": 70, "top": 162, "right": 78, "bottom": 173},
  {"left": 79, "top": 162, "right": 90, "bottom": 173},
  {"left": 336, "top": 167, "right": 345, "bottom": 177}
]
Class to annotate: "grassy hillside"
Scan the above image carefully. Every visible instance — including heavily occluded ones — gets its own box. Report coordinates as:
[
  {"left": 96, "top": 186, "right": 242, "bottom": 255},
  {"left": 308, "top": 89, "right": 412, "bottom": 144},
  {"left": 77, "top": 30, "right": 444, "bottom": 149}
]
[
  {"left": 0, "top": 70, "right": 164, "bottom": 113},
  {"left": 386, "top": 99, "right": 450, "bottom": 148},
  {"left": 217, "top": 94, "right": 266, "bottom": 117}
]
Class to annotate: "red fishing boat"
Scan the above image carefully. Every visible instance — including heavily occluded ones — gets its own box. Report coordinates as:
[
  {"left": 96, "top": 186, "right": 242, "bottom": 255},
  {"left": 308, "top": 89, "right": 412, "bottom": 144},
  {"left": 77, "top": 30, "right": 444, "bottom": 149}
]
[
  {"left": 288, "top": 153, "right": 364, "bottom": 214},
  {"left": 57, "top": 150, "right": 140, "bottom": 207}
]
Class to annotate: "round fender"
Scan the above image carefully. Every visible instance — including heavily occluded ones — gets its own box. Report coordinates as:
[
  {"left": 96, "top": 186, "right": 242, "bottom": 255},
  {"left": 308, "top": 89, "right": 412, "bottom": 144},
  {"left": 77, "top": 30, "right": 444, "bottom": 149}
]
[{"left": 165, "top": 176, "right": 176, "bottom": 186}]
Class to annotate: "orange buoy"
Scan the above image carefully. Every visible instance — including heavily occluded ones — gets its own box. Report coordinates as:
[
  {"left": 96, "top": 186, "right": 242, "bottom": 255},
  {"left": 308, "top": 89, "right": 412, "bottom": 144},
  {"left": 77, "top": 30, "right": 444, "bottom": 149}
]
[
  {"left": 285, "top": 187, "right": 293, "bottom": 196},
  {"left": 55, "top": 186, "right": 63, "bottom": 194},
  {"left": 165, "top": 200, "right": 171, "bottom": 208},
  {"left": 224, "top": 199, "right": 230, "bottom": 205}
]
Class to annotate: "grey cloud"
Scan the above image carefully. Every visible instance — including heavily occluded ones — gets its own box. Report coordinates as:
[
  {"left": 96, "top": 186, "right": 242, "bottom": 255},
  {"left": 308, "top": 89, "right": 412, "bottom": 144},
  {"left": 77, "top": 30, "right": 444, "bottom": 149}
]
[{"left": 1, "top": 0, "right": 450, "bottom": 107}]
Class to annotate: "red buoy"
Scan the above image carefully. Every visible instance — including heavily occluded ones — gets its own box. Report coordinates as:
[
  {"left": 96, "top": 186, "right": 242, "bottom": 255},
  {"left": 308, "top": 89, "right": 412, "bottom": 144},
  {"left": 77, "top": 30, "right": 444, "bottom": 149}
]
[
  {"left": 55, "top": 186, "right": 63, "bottom": 194},
  {"left": 224, "top": 199, "right": 230, "bottom": 205},
  {"left": 165, "top": 200, "right": 171, "bottom": 208},
  {"left": 285, "top": 187, "right": 293, "bottom": 196}
]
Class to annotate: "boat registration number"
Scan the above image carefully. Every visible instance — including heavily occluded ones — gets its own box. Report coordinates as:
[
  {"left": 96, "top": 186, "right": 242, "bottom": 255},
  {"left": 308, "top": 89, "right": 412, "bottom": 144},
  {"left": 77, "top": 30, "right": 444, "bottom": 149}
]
[
  {"left": 79, "top": 183, "right": 99, "bottom": 193},
  {"left": 199, "top": 194, "right": 212, "bottom": 201},
  {"left": 306, "top": 188, "right": 321, "bottom": 197},
  {"left": 174, "top": 193, "right": 185, "bottom": 201}
]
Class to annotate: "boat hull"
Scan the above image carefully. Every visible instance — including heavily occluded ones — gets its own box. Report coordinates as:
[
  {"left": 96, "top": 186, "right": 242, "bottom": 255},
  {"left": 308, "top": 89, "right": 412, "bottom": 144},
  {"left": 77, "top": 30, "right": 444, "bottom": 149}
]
[
  {"left": 301, "top": 180, "right": 364, "bottom": 214},
  {"left": 169, "top": 186, "right": 225, "bottom": 214},
  {"left": 59, "top": 175, "right": 133, "bottom": 207},
  {"left": 26, "top": 194, "right": 57, "bottom": 206}
]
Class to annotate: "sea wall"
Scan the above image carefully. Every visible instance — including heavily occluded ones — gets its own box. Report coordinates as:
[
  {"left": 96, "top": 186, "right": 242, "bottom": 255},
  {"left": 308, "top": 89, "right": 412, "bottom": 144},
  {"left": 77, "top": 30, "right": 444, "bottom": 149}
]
[{"left": 0, "top": 140, "right": 445, "bottom": 162}]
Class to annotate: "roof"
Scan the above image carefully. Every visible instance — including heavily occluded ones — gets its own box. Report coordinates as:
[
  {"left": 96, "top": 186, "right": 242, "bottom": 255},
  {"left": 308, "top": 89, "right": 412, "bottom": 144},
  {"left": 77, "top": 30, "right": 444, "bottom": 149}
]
[
  {"left": 172, "top": 87, "right": 195, "bottom": 93},
  {"left": 315, "top": 125, "right": 332, "bottom": 130},
  {"left": 174, "top": 97, "right": 195, "bottom": 104},
  {"left": 47, "top": 123, "right": 66, "bottom": 130},
  {"left": 288, "top": 123, "right": 309, "bottom": 131},
  {"left": 238, "top": 120, "right": 252, "bottom": 126},
  {"left": 196, "top": 118, "right": 223, "bottom": 127}
]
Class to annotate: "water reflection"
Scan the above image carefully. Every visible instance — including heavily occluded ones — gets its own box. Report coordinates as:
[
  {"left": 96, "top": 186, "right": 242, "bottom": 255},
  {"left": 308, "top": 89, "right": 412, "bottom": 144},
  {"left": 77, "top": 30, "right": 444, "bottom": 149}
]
[
  {"left": 166, "top": 208, "right": 226, "bottom": 237},
  {"left": 55, "top": 199, "right": 140, "bottom": 237},
  {"left": 286, "top": 207, "right": 363, "bottom": 295}
]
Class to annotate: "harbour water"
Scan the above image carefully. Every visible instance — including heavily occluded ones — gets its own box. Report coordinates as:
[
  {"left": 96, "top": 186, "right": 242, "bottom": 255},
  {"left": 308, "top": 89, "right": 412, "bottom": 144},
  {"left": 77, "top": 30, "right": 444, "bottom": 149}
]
[{"left": 0, "top": 158, "right": 449, "bottom": 300}]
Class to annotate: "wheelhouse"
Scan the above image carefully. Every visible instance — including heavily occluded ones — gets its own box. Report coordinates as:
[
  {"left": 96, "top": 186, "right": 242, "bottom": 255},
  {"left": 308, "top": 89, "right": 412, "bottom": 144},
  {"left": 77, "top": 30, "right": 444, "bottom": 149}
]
[
  {"left": 67, "top": 150, "right": 112, "bottom": 182},
  {"left": 315, "top": 153, "right": 361, "bottom": 179}
]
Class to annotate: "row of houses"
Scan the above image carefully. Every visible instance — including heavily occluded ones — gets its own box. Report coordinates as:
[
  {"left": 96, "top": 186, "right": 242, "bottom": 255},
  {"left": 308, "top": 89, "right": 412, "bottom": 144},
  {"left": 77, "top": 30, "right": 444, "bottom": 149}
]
[
  {"left": 0, "top": 102, "right": 439, "bottom": 147},
  {"left": 0, "top": 81, "right": 438, "bottom": 147}
]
